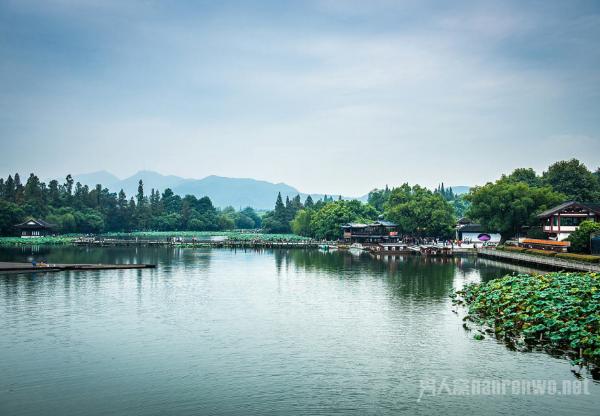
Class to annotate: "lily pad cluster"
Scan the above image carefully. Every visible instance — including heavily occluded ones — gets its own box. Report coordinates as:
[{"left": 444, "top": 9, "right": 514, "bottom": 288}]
[
  {"left": 453, "top": 272, "right": 600, "bottom": 367},
  {"left": 0, "top": 236, "right": 77, "bottom": 246}
]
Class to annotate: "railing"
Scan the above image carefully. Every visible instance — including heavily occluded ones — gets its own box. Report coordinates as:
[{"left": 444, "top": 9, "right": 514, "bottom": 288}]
[{"left": 478, "top": 249, "right": 600, "bottom": 272}]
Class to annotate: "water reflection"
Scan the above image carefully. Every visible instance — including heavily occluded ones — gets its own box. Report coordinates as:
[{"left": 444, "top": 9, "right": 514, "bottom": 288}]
[{"left": 0, "top": 246, "right": 598, "bottom": 416}]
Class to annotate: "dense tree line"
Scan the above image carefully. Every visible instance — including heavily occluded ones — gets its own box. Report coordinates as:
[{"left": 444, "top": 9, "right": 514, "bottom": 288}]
[
  {"left": 2, "top": 158, "right": 598, "bottom": 243},
  {"left": 0, "top": 173, "right": 261, "bottom": 235},
  {"left": 264, "top": 185, "right": 456, "bottom": 240},
  {"left": 269, "top": 158, "right": 599, "bottom": 243},
  {"left": 466, "top": 159, "right": 600, "bottom": 243}
]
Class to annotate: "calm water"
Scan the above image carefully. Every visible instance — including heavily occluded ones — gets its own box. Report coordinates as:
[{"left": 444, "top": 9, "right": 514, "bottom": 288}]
[{"left": 0, "top": 246, "right": 598, "bottom": 415}]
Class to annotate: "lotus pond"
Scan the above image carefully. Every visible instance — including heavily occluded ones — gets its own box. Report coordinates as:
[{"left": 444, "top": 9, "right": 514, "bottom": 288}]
[
  {"left": 454, "top": 272, "right": 600, "bottom": 373},
  {"left": 0, "top": 231, "right": 310, "bottom": 246}
]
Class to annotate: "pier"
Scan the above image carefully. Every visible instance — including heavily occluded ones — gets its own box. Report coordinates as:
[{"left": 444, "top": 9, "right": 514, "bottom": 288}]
[
  {"left": 0, "top": 262, "right": 156, "bottom": 273},
  {"left": 72, "top": 237, "right": 320, "bottom": 249}
]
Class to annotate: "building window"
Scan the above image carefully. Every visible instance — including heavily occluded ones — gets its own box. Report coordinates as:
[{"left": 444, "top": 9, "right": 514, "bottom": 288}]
[{"left": 558, "top": 217, "right": 584, "bottom": 227}]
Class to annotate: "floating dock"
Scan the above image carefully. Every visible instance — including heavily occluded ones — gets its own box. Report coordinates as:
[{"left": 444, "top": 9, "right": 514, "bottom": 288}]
[{"left": 0, "top": 262, "right": 156, "bottom": 273}]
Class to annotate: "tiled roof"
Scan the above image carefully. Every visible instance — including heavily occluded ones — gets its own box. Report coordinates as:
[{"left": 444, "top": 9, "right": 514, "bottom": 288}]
[
  {"left": 537, "top": 201, "right": 600, "bottom": 218},
  {"left": 14, "top": 219, "right": 57, "bottom": 229},
  {"left": 459, "top": 223, "right": 487, "bottom": 233}
]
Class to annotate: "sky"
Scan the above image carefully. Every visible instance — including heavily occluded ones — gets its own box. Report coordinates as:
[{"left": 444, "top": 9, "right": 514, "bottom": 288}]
[{"left": 1, "top": 0, "right": 599, "bottom": 196}]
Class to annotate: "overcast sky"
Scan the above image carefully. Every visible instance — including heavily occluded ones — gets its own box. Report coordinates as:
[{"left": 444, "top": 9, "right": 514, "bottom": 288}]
[{"left": 1, "top": 0, "right": 599, "bottom": 195}]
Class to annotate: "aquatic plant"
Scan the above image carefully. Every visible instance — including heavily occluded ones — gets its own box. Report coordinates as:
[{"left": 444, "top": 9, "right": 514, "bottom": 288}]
[
  {"left": 100, "top": 231, "right": 311, "bottom": 242},
  {"left": 0, "top": 236, "right": 78, "bottom": 245},
  {"left": 453, "top": 272, "right": 600, "bottom": 367}
]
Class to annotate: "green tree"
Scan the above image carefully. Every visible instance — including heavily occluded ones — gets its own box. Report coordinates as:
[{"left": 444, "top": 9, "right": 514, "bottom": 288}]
[
  {"left": 14, "top": 173, "right": 24, "bottom": 203},
  {"left": 451, "top": 195, "right": 470, "bottom": 218},
  {"left": 304, "top": 195, "right": 314, "bottom": 209},
  {"left": 368, "top": 186, "right": 391, "bottom": 212},
  {"left": 240, "top": 207, "right": 261, "bottom": 228},
  {"left": 291, "top": 209, "right": 313, "bottom": 236},
  {"left": 501, "top": 168, "right": 542, "bottom": 187},
  {"left": 466, "top": 182, "right": 564, "bottom": 242},
  {"left": 542, "top": 159, "right": 600, "bottom": 201},
  {"left": 309, "top": 200, "right": 377, "bottom": 240},
  {"left": 567, "top": 220, "right": 600, "bottom": 253},
  {"left": 48, "top": 180, "right": 60, "bottom": 207},
  {"left": 262, "top": 192, "right": 292, "bottom": 233},
  {"left": 3, "top": 175, "right": 15, "bottom": 202},
  {"left": 218, "top": 213, "right": 235, "bottom": 230},
  {"left": 384, "top": 184, "right": 455, "bottom": 238},
  {"left": 0, "top": 200, "right": 24, "bottom": 235},
  {"left": 23, "top": 173, "right": 45, "bottom": 216}
]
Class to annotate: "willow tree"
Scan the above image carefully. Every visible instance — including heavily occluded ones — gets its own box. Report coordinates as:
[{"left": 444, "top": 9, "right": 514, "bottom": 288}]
[{"left": 466, "top": 182, "right": 564, "bottom": 242}]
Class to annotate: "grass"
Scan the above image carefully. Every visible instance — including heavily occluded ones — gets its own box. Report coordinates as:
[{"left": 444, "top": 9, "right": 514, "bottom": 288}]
[{"left": 453, "top": 272, "right": 600, "bottom": 368}]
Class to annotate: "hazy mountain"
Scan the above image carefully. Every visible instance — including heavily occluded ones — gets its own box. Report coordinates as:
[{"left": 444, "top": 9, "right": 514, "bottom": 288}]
[
  {"left": 74, "top": 170, "right": 470, "bottom": 209},
  {"left": 172, "top": 175, "right": 303, "bottom": 209},
  {"left": 74, "top": 170, "right": 349, "bottom": 209},
  {"left": 117, "top": 170, "right": 187, "bottom": 197},
  {"left": 74, "top": 170, "right": 120, "bottom": 188},
  {"left": 449, "top": 186, "right": 470, "bottom": 195}
]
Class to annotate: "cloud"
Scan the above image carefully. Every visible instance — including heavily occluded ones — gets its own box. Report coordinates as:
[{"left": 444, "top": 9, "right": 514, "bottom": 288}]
[{"left": 0, "top": 0, "right": 599, "bottom": 194}]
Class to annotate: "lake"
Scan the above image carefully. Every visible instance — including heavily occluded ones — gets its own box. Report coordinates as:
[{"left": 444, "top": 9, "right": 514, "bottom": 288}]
[{"left": 0, "top": 246, "right": 598, "bottom": 415}]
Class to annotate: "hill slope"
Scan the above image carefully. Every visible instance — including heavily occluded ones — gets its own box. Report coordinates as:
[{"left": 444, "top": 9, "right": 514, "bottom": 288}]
[{"left": 74, "top": 171, "right": 333, "bottom": 209}]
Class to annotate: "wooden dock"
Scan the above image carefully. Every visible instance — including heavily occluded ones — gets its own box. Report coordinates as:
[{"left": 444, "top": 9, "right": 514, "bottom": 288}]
[
  {"left": 478, "top": 248, "right": 600, "bottom": 272},
  {"left": 73, "top": 237, "right": 319, "bottom": 249},
  {"left": 0, "top": 262, "right": 156, "bottom": 273}
]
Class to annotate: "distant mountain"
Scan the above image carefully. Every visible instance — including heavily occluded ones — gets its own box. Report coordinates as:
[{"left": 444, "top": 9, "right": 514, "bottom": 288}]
[
  {"left": 75, "top": 170, "right": 120, "bottom": 188},
  {"left": 74, "top": 170, "right": 471, "bottom": 209},
  {"left": 117, "top": 170, "right": 187, "bottom": 197},
  {"left": 449, "top": 186, "right": 470, "bottom": 195},
  {"left": 173, "top": 175, "right": 304, "bottom": 209},
  {"left": 74, "top": 170, "right": 351, "bottom": 209}
]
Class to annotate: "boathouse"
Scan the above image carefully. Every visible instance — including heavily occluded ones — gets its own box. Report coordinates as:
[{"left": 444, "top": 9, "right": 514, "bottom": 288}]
[
  {"left": 14, "top": 219, "right": 57, "bottom": 238},
  {"left": 340, "top": 220, "right": 399, "bottom": 244},
  {"left": 537, "top": 201, "right": 600, "bottom": 241}
]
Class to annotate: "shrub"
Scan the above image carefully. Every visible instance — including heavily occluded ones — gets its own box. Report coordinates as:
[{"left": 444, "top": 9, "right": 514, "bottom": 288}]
[
  {"left": 502, "top": 246, "right": 527, "bottom": 253},
  {"left": 524, "top": 248, "right": 556, "bottom": 257},
  {"left": 567, "top": 220, "right": 600, "bottom": 253},
  {"left": 555, "top": 253, "right": 600, "bottom": 263}
]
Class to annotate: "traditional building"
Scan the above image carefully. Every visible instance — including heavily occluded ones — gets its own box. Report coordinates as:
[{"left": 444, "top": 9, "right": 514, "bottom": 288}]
[
  {"left": 340, "top": 220, "right": 399, "bottom": 244},
  {"left": 14, "top": 219, "right": 57, "bottom": 238},
  {"left": 537, "top": 201, "right": 600, "bottom": 241}
]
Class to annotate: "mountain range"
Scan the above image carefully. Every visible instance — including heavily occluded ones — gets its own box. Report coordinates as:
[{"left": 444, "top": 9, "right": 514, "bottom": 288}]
[{"left": 74, "top": 170, "right": 470, "bottom": 210}]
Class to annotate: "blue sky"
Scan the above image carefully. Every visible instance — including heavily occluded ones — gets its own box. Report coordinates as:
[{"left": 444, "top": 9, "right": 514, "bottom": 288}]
[{"left": 1, "top": 0, "right": 599, "bottom": 195}]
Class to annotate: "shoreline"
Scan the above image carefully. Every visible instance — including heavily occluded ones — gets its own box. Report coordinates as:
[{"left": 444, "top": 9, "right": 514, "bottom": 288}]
[
  {"left": 2, "top": 236, "right": 598, "bottom": 273},
  {"left": 478, "top": 248, "right": 600, "bottom": 273}
]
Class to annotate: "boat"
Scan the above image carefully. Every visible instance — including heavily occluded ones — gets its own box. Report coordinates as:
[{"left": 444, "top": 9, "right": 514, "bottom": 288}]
[{"left": 350, "top": 243, "right": 365, "bottom": 250}]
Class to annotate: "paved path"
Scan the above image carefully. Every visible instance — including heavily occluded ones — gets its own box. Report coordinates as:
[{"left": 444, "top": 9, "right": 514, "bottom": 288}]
[{"left": 478, "top": 249, "right": 600, "bottom": 272}]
